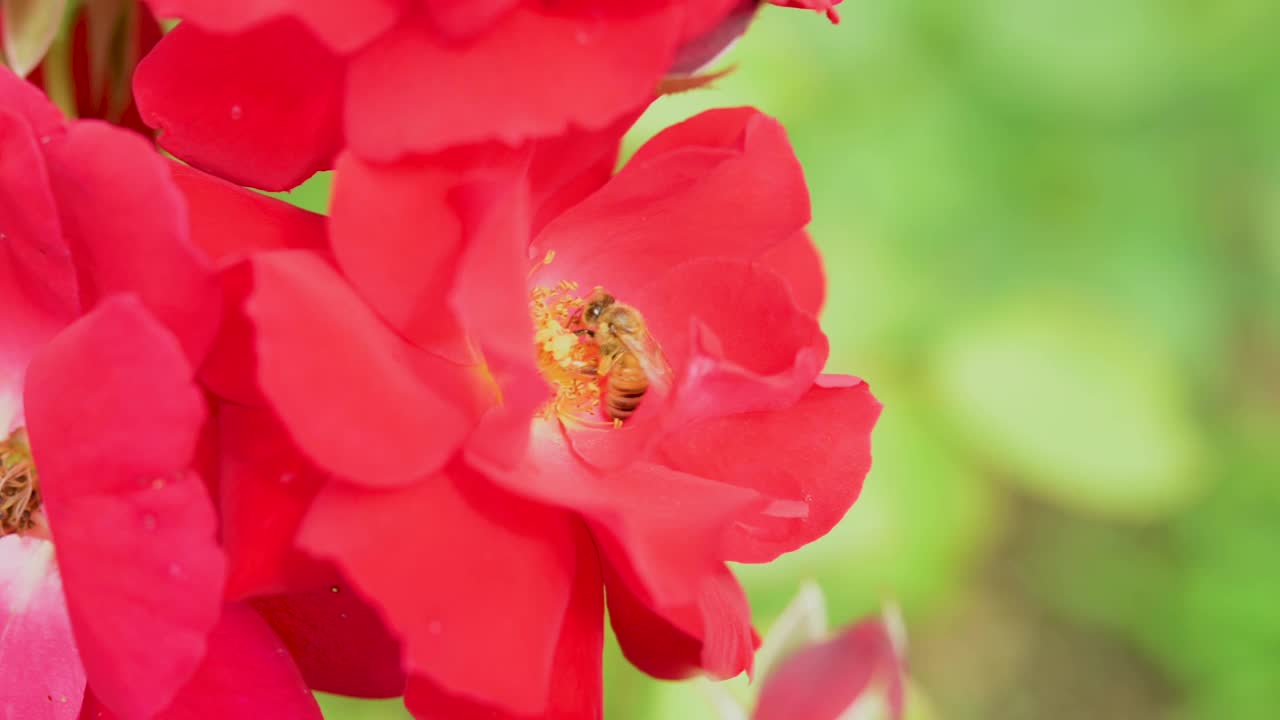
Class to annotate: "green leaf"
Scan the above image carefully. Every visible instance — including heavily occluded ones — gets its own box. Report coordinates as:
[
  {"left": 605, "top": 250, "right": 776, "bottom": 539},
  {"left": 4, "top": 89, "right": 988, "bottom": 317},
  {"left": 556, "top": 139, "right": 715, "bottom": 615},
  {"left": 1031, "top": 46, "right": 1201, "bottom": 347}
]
[{"left": 929, "top": 296, "right": 1207, "bottom": 520}]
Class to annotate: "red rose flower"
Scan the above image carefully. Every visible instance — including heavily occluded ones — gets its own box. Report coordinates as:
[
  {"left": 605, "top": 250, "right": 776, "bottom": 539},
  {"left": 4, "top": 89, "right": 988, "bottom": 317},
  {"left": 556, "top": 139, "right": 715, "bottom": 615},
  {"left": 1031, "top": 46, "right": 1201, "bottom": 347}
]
[
  {"left": 0, "top": 68, "right": 320, "bottom": 720},
  {"left": 181, "top": 105, "right": 879, "bottom": 717},
  {"left": 131, "top": 0, "right": 841, "bottom": 191}
]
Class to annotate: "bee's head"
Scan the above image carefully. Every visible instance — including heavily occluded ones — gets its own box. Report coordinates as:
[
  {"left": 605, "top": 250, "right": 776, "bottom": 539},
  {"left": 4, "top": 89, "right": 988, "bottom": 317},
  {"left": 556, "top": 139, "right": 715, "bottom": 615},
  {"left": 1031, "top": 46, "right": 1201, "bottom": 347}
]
[{"left": 581, "top": 288, "right": 615, "bottom": 328}]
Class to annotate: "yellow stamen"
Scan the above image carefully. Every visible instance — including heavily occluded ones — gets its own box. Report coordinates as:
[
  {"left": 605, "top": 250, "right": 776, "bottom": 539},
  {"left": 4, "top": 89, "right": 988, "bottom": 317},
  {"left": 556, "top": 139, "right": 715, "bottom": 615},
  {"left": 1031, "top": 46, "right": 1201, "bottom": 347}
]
[
  {"left": 529, "top": 284, "right": 603, "bottom": 421},
  {"left": 0, "top": 430, "right": 40, "bottom": 536}
]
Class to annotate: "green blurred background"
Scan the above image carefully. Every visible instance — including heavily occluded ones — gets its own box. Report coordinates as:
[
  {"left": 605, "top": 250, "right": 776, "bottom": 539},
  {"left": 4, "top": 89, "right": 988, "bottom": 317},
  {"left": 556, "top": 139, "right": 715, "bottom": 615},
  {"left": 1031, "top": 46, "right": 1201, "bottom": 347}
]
[{"left": 283, "top": 3, "right": 1280, "bottom": 718}]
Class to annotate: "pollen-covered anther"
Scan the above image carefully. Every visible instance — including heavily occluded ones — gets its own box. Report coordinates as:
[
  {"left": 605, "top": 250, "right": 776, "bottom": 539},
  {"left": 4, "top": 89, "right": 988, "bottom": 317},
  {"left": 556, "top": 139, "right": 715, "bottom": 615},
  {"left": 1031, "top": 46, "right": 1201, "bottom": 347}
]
[
  {"left": 0, "top": 430, "right": 41, "bottom": 536},
  {"left": 529, "top": 282, "right": 602, "bottom": 420}
]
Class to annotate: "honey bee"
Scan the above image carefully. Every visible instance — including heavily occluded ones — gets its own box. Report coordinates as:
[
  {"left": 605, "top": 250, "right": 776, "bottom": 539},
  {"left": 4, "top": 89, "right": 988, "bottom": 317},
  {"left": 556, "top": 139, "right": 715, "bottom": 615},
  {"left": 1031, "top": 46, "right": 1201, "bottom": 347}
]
[{"left": 570, "top": 288, "right": 672, "bottom": 422}]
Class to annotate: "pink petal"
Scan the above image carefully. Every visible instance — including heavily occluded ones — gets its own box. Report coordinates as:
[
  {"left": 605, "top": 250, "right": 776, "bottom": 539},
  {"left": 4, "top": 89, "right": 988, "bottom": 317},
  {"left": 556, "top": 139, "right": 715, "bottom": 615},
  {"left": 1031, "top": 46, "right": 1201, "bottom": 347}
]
[
  {"left": 297, "top": 468, "right": 578, "bottom": 715},
  {"left": 23, "top": 296, "right": 225, "bottom": 720},
  {"left": 42, "top": 120, "right": 220, "bottom": 366},
  {"left": 134, "top": 21, "right": 343, "bottom": 191},
  {"left": 250, "top": 583, "right": 406, "bottom": 699},
  {"left": 345, "top": 7, "right": 678, "bottom": 160},
  {"left": 0, "top": 536, "right": 85, "bottom": 719}
]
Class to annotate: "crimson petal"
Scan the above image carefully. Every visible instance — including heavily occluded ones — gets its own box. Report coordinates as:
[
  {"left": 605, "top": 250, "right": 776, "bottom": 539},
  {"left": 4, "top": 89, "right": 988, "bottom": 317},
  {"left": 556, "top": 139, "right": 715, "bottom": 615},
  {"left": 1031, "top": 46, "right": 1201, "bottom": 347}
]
[
  {"left": 250, "top": 584, "right": 406, "bottom": 699},
  {"left": 345, "top": 7, "right": 677, "bottom": 160},
  {"left": 298, "top": 468, "right": 577, "bottom": 715},
  {"left": 145, "top": 0, "right": 403, "bottom": 53},
  {"left": 80, "top": 603, "right": 325, "bottom": 720},
  {"left": 659, "top": 378, "right": 881, "bottom": 563},
  {"left": 531, "top": 109, "right": 808, "bottom": 300},
  {"left": 42, "top": 121, "right": 220, "bottom": 366},
  {"left": 242, "top": 250, "right": 482, "bottom": 487},
  {"left": 403, "top": 522, "right": 604, "bottom": 719},
  {"left": 170, "top": 161, "right": 327, "bottom": 267},
  {"left": 134, "top": 21, "right": 343, "bottom": 191}
]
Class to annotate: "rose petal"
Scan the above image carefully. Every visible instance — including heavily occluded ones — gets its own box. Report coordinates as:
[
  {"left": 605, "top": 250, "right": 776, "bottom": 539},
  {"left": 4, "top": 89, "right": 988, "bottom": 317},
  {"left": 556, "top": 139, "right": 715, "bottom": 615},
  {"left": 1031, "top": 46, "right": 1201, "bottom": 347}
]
[
  {"left": 170, "top": 161, "right": 327, "bottom": 266},
  {"left": 250, "top": 583, "right": 406, "bottom": 699},
  {"left": 0, "top": 108, "right": 77, "bottom": 324},
  {"left": 345, "top": 7, "right": 677, "bottom": 160},
  {"left": 451, "top": 172, "right": 546, "bottom": 474},
  {"left": 42, "top": 120, "right": 220, "bottom": 366},
  {"left": 419, "top": 0, "right": 521, "bottom": 40},
  {"left": 23, "top": 296, "right": 224, "bottom": 720},
  {"left": 754, "top": 618, "right": 905, "bottom": 720},
  {"left": 80, "top": 603, "right": 325, "bottom": 720},
  {"left": 498, "top": 423, "right": 765, "bottom": 609},
  {"left": 658, "top": 379, "right": 881, "bottom": 563},
  {"left": 134, "top": 21, "right": 343, "bottom": 191},
  {"left": 0, "top": 65, "right": 66, "bottom": 140},
  {"left": 0, "top": 107, "right": 76, "bottom": 434},
  {"left": 402, "top": 522, "right": 603, "bottom": 719},
  {"left": 243, "top": 250, "right": 483, "bottom": 487},
  {"left": 757, "top": 230, "right": 824, "bottom": 318},
  {"left": 329, "top": 150, "right": 479, "bottom": 360},
  {"left": 670, "top": 0, "right": 755, "bottom": 74},
  {"left": 767, "top": 0, "right": 843, "bottom": 24},
  {"left": 531, "top": 109, "right": 808, "bottom": 299},
  {"left": 218, "top": 404, "right": 331, "bottom": 599},
  {"left": 0, "top": 536, "right": 85, "bottom": 719},
  {"left": 527, "top": 111, "right": 638, "bottom": 234},
  {"left": 603, "top": 552, "right": 756, "bottom": 681},
  {"left": 145, "top": 0, "right": 403, "bottom": 53},
  {"left": 298, "top": 467, "right": 577, "bottom": 714}
]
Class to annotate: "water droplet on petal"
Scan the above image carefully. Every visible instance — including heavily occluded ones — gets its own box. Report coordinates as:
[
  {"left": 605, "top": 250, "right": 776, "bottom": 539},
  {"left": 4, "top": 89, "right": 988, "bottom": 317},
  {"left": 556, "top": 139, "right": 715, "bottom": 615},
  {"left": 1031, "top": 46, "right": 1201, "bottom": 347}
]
[
  {"left": 151, "top": 477, "right": 166, "bottom": 490},
  {"left": 428, "top": 620, "right": 442, "bottom": 634},
  {"left": 804, "top": 494, "right": 814, "bottom": 503},
  {"left": 279, "top": 472, "right": 295, "bottom": 485},
  {"left": 330, "top": 585, "right": 340, "bottom": 593},
  {"left": 229, "top": 105, "right": 243, "bottom": 120},
  {"left": 168, "top": 562, "right": 182, "bottom": 578},
  {"left": 339, "top": 612, "right": 349, "bottom": 620}
]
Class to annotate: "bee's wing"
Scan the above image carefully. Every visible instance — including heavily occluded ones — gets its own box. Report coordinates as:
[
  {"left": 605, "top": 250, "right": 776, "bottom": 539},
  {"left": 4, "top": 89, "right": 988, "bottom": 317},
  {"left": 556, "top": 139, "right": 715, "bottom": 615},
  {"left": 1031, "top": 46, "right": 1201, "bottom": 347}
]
[{"left": 615, "top": 330, "right": 675, "bottom": 391}]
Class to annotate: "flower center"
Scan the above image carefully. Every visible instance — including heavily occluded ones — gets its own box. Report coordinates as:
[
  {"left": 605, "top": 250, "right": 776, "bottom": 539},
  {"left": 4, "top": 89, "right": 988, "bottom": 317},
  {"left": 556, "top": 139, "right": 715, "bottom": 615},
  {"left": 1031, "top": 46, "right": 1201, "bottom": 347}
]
[
  {"left": 0, "top": 430, "right": 41, "bottom": 536},
  {"left": 530, "top": 280, "right": 604, "bottom": 422}
]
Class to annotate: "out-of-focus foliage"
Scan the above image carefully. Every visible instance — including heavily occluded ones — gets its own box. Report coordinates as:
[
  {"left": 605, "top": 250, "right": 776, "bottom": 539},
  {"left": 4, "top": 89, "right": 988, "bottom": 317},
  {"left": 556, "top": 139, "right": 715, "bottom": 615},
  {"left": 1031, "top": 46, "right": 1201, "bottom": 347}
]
[{"left": 284, "top": 2, "right": 1280, "bottom": 718}]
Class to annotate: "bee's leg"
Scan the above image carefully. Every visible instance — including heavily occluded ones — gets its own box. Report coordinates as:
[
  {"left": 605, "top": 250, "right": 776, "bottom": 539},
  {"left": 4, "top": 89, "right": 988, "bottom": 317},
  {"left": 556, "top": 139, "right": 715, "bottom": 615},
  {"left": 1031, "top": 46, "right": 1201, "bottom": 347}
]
[
  {"left": 598, "top": 352, "right": 622, "bottom": 377},
  {"left": 564, "top": 358, "right": 598, "bottom": 376},
  {"left": 573, "top": 329, "right": 594, "bottom": 337}
]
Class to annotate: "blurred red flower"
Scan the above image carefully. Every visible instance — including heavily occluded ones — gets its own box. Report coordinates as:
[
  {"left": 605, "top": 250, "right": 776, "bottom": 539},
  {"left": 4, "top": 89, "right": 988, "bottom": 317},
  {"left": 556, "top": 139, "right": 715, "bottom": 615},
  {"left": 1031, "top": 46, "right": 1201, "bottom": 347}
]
[
  {"left": 0, "top": 69, "right": 320, "bottom": 720},
  {"left": 181, "top": 105, "right": 879, "bottom": 717},
  {"left": 754, "top": 615, "right": 906, "bottom": 720},
  {"left": 130, "top": 0, "right": 841, "bottom": 191}
]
